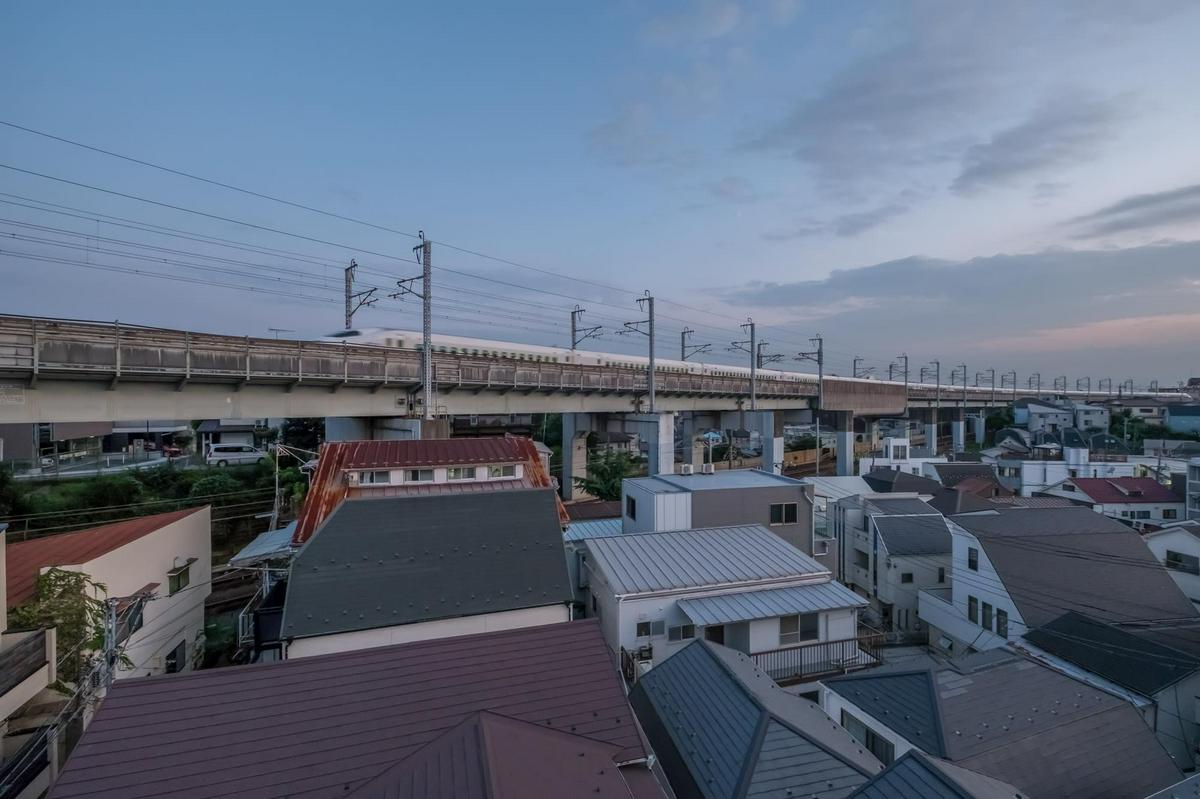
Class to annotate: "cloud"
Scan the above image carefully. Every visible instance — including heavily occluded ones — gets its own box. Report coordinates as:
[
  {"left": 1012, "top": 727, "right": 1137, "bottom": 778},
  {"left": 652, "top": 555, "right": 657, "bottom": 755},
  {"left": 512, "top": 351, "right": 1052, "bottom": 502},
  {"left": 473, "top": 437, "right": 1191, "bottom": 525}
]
[
  {"left": 587, "top": 103, "right": 700, "bottom": 169},
  {"left": 705, "top": 175, "right": 758, "bottom": 203},
  {"left": 763, "top": 201, "right": 910, "bottom": 240},
  {"left": 641, "top": 0, "right": 742, "bottom": 46},
  {"left": 1068, "top": 184, "right": 1200, "bottom": 238},
  {"left": 951, "top": 94, "right": 1125, "bottom": 195},
  {"left": 978, "top": 312, "right": 1200, "bottom": 353}
]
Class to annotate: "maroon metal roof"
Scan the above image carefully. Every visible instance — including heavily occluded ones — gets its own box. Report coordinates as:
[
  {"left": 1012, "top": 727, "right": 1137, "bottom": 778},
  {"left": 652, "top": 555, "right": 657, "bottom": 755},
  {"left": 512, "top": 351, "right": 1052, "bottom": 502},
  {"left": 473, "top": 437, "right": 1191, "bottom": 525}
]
[
  {"left": 292, "top": 436, "right": 566, "bottom": 546},
  {"left": 50, "top": 620, "right": 650, "bottom": 799},
  {"left": 1067, "top": 477, "right": 1182, "bottom": 504}
]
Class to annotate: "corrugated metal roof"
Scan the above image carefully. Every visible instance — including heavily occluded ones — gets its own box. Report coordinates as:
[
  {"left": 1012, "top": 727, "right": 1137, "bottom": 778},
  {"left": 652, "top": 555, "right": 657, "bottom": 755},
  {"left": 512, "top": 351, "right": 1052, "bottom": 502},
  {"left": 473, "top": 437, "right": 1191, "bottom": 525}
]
[
  {"left": 826, "top": 670, "right": 946, "bottom": 755},
  {"left": 585, "top": 525, "right": 827, "bottom": 595},
  {"left": 6, "top": 507, "right": 206, "bottom": 606},
  {"left": 283, "top": 489, "right": 572, "bottom": 639},
  {"left": 292, "top": 436, "right": 564, "bottom": 545},
  {"left": 50, "top": 620, "right": 649, "bottom": 799},
  {"left": 847, "top": 751, "right": 1027, "bottom": 799},
  {"left": 677, "top": 581, "right": 866, "bottom": 625},
  {"left": 630, "top": 641, "right": 881, "bottom": 799},
  {"left": 228, "top": 522, "right": 296, "bottom": 567},
  {"left": 802, "top": 475, "right": 874, "bottom": 500},
  {"left": 1066, "top": 477, "right": 1181, "bottom": 504},
  {"left": 633, "top": 469, "right": 807, "bottom": 492},
  {"left": 564, "top": 517, "right": 624, "bottom": 542}
]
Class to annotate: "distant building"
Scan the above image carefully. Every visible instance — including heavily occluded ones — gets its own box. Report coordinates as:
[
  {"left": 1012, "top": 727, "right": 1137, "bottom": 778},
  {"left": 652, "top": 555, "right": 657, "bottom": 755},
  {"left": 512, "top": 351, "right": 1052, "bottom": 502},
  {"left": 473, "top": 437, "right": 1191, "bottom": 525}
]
[
  {"left": 1024, "top": 401, "right": 1074, "bottom": 433},
  {"left": 1165, "top": 404, "right": 1200, "bottom": 435},
  {"left": 922, "top": 462, "right": 1008, "bottom": 497},
  {"left": 857, "top": 437, "right": 946, "bottom": 477},
  {"left": 1038, "top": 476, "right": 1185, "bottom": 529},
  {"left": 51, "top": 621, "right": 665, "bottom": 799},
  {"left": 821, "top": 649, "right": 1182, "bottom": 797},
  {"left": 271, "top": 489, "right": 573, "bottom": 660},
  {"left": 1144, "top": 521, "right": 1200, "bottom": 606},
  {"left": 196, "top": 417, "right": 267, "bottom": 451},
  {"left": 583, "top": 525, "right": 876, "bottom": 687}
]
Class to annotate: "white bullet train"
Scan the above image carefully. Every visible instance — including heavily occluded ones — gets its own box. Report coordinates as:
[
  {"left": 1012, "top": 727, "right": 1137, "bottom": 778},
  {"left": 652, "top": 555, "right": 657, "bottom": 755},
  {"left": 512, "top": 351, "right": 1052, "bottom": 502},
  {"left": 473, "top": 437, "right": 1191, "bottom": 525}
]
[{"left": 326, "top": 327, "right": 823, "bottom": 383}]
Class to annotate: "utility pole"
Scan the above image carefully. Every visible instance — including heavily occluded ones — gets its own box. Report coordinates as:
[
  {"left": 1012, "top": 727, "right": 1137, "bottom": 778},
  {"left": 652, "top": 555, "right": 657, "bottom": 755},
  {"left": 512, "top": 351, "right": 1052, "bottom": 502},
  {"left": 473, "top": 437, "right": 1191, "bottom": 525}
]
[
  {"left": 729, "top": 319, "right": 757, "bottom": 411},
  {"left": 343, "top": 259, "right": 378, "bottom": 329},
  {"left": 570, "top": 305, "right": 601, "bottom": 352},
  {"left": 681, "top": 327, "right": 711, "bottom": 361},
  {"left": 757, "top": 342, "right": 784, "bottom": 369},
  {"left": 1053, "top": 375, "right": 1067, "bottom": 393},
  {"left": 268, "top": 327, "right": 295, "bottom": 340},
  {"left": 621, "top": 292, "right": 656, "bottom": 412},
  {"left": 102, "top": 597, "right": 119, "bottom": 689},
  {"left": 1002, "top": 370, "right": 1016, "bottom": 401},
  {"left": 953, "top": 363, "right": 967, "bottom": 409},
  {"left": 1076, "top": 376, "right": 1091, "bottom": 399},
  {"left": 977, "top": 369, "right": 996, "bottom": 405},
  {"left": 1100, "top": 377, "right": 1112, "bottom": 397},
  {"left": 389, "top": 233, "right": 433, "bottom": 420},
  {"left": 853, "top": 357, "right": 864, "bottom": 379},
  {"left": 796, "top": 335, "right": 824, "bottom": 475},
  {"left": 896, "top": 353, "right": 909, "bottom": 404},
  {"left": 1027, "top": 372, "right": 1042, "bottom": 395}
]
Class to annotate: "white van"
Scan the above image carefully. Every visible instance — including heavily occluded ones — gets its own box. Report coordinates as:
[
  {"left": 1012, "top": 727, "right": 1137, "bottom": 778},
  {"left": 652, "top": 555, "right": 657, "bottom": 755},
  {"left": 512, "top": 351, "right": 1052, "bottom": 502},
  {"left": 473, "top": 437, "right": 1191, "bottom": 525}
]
[{"left": 206, "top": 443, "right": 267, "bottom": 467}]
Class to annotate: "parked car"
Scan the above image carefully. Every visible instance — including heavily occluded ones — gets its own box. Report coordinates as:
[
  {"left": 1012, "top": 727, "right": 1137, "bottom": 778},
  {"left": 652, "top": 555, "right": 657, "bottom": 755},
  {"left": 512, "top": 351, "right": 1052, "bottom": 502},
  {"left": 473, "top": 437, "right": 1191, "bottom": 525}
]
[
  {"left": 162, "top": 444, "right": 183, "bottom": 458},
  {"left": 206, "top": 444, "right": 266, "bottom": 467}
]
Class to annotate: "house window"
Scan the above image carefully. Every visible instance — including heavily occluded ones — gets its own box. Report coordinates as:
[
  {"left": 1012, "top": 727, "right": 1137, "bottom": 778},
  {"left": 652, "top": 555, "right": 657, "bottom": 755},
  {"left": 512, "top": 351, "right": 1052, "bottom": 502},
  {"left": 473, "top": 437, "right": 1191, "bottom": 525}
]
[
  {"left": 668, "top": 624, "right": 695, "bottom": 642},
  {"left": 937, "top": 567, "right": 946, "bottom": 584},
  {"left": 1163, "top": 509, "right": 1178, "bottom": 520},
  {"left": 769, "top": 502, "right": 799, "bottom": 525},
  {"left": 487, "top": 464, "right": 517, "bottom": 478},
  {"left": 164, "top": 639, "right": 187, "bottom": 674},
  {"left": 446, "top": 467, "right": 474, "bottom": 481},
  {"left": 854, "top": 550, "right": 870, "bottom": 570},
  {"left": 1136, "top": 510, "right": 1151, "bottom": 520},
  {"left": 841, "top": 710, "right": 895, "bottom": 766},
  {"left": 406, "top": 469, "right": 434, "bottom": 482},
  {"left": 968, "top": 595, "right": 978, "bottom": 624},
  {"left": 168, "top": 559, "right": 196, "bottom": 595},
  {"left": 635, "top": 621, "right": 660, "bottom": 638},
  {"left": 779, "top": 613, "right": 819, "bottom": 646},
  {"left": 982, "top": 602, "right": 993, "bottom": 630},
  {"left": 1165, "top": 550, "right": 1200, "bottom": 575},
  {"left": 626, "top": 495, "right": 637, "bottom": 521},
  {"left": 967, "top": 547, "right": 979, "bottom": 571},
  {"left": 996, "top": 609, "right": 1009, "bottom": 637},
  {"left": 901, "top": 573, "right": 914, "bottom": 584},
  {"left": 364, "top": 470, "right": 390, "bottom": 484},
  {"left": 1062, "top": 482, "right": 1076, "bottom": 492}
]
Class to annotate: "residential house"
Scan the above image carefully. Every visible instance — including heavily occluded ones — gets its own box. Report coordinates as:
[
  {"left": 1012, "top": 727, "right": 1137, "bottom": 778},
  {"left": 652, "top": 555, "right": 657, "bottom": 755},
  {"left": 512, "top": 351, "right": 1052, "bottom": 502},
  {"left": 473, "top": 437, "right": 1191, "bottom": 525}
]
[
  {"left": 620, "top": 469, "right": 823, "bottom": 562},
  {"left": 1165, "top": 405, "right": 1200, "bottom": 435},
  {"left": 1190, "top": 458, "right": 1200, "bottom": 520},
  {"left": 1062, "top": 400, "right": 1111, "bottom": 431},
  {"left": 0, "top": 527, "right": 59, "bottom": 799},
  {"left": 917, "top": 507, "right": 1198, "bottom": 656},
  {"left": 583, "top": 525, "right": 877, "bottom": 687},
  {"left": 196, "top": 418, "right": 266, "bottom": 452},
  {"left": 1143, "top": 521, "right": 1200, "bottom": 607},
  {"left": 292, "top": 435, "right": 566, "bottom": 546},
  {"left": 821, "top": 649, "right": 1182, "bottom": 798},
  {"left": 922, "top": 463, "right": 1008, "bottom": 498},
  {"left": 593, "top": 430, "right": 640, "bottom": 456},
  {"left": 1114, "top": 398, "right": 1170, "bottom": 425},
  {"left": 1149, "top": 774, "right": 1200, "bottom": 798},
  {"left": 802, "top": 475, "right": 875, "bottom": 579},
  {"left": 1024, "top": 401, "right": 1074, "bottom": 433},
  {"left": 845, "top": 750, "right": 1026, "bottom": 799},
  {"left": 1020, "top": 610, "right": 1200, "bottom": 767},
  {"left": 834, "top": 495, "right": 950, "bottom": 635},
  {"left": 860, "top": 468, "right": 944, "bottom": 495},
  {"left": 6, "top": 507, "right": 211, "bottom": 679},
  {"left": 857, "top": 437, "right": 946, "bottom": 477},
  {"left": 271, "top": 489, "right": 573, "bottom": 659},
  {"left": 1039, "top": 476, "right": 1185, "bottom": 529},
  {"left": 983, "top": 437, "right": 1137, "bottom": 496},
  {"left": 630, "top": 639, "right": 884, "bottom": 798},
  {"left": 50, "top": 620, "right": 665, "bottom": 799},
  {"left": 986, "top": 495, "right": 1076, "bottom": 509}
]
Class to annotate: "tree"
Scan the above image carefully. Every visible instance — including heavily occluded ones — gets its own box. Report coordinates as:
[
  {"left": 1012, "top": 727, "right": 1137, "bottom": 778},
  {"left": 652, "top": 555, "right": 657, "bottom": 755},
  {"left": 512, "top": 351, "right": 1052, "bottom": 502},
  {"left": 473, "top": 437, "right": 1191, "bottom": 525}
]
[
  {"left": 573, "top": 450, "right": 636, "bottom": 501},
  {"left": 188, "top": 472, "right": 245, "bottom": 505},
  {"left": 280, "top": 418, "right": 325, "bottom": 452},
  {"left": 10, "top": 568, "right": 108, "bottom": 685},
  {"left": 0, "top": 463, "right": 28, "bottom": 517}
]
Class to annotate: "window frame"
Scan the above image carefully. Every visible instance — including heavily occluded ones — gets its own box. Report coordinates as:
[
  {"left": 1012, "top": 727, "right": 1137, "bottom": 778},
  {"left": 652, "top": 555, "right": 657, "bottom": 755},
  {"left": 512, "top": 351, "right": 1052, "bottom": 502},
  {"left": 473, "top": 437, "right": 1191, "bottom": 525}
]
[
  {"left": 446, "top": 466, "right": 475, "bottom": 481},
  {"left": 1165, "top": 550, "right": 1200, "bottom": 576},
  {"left": 488, "top": 464, "right": 517, "bottom": 479},
  {"left": 996, "top": 608, "right": 1009, "bottom": 637},
  {"left": 769, "top": 502, "right": 799, "bottom": 525},
  {"left": 667, "top": 624, "right": 695, "bottom": 642},
  {"left": 937, "top": 566, "right": 946, "bottom": 584},
  {"left": 982, "top": 601, "right": 994, "bottom": 630},
  {"left": 625, "top": 495, "right": 637, "bottom": 521},
  {"left": 406, "top": 469, "right": 434, "bottom": 483},
  {"left": 967, "top": 547, "right": 979, "bottom": 571},
  {"left": 967, "top": 595, "right": 978, "bottom": 624},
  {"left": 168, "top": 558, "right": 196, "bottom": 596}
]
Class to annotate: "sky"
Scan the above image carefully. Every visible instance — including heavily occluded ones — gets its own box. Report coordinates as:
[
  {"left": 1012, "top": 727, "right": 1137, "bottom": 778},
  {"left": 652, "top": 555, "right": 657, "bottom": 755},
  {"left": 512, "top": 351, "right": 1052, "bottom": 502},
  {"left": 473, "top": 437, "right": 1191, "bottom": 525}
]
[{"left": 2, "top": 1, "right": 1199, "bottom": 384}]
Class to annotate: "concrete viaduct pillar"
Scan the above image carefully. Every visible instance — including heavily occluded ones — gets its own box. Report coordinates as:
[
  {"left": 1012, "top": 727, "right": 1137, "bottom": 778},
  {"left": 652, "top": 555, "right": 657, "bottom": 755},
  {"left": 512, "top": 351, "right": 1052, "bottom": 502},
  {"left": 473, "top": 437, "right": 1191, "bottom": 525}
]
[
  {"left": 834, "top": 411, "right": 855, "bottom": 476},
  {"left": 971, "top": 412, "right": 987, "bottom": 445},
  {"left": 325, "top": 416, "right": 430, "bottom": 441},
  {"left": 561, "top": 411, "right": 676, "bottom": 501},
  {"left": 951, "top": 407, "right": 966, "bottom": 453}
]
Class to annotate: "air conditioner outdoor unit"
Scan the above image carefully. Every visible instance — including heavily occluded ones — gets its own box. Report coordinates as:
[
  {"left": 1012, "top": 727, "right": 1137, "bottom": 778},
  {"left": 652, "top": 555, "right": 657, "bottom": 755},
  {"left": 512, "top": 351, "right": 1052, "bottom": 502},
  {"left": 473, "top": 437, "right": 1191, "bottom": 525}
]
[
  {"left": 346, "top": 472, "right": 360, "bottom": 486},
  {"left": 679, "top": 464, "right": 695, "bottom": 475},
  {"left": 701, "top": 463, "right": 716, "bottom": 475},
  {"left": 636, "top": 660, "right": 653, "bottom": 679}
]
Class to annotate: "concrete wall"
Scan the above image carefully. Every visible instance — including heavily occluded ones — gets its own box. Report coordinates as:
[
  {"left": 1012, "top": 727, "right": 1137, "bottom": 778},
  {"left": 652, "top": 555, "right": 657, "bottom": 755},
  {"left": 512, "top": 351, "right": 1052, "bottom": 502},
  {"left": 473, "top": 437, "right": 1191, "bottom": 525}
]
[
  {"left": 689, "top": 484, "right": 815, "bottom": 556},
  {"left": 285, "top": 604, "right": 569, "bottom": 659},
  {"left": 0, "top": 423, "right": 36, "bottom": 461}
]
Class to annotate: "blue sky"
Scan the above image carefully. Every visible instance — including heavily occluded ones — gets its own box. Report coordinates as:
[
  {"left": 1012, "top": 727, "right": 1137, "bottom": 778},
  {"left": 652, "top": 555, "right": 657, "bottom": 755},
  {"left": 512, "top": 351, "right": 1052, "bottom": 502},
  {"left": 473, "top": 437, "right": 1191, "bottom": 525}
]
[{"left": 2, "top": 1, "right": 1200, "bottom": 382}]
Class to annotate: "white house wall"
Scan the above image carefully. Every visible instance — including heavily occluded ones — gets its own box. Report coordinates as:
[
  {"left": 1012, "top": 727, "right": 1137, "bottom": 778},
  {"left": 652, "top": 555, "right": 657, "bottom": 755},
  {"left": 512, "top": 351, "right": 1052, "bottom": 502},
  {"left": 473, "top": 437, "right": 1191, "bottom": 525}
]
[
  {"left": 820, "top": 689, "right": 917, "bottom": 761},
  {"left": 947, "top": 525, "right": 1025, "bottom": 650},
  {"left": 1144, "top": 529, "right": 1200, "bottom": 606},
  {"left": 285, "top": 604, "right": 569, "bottom": 659},
  {"left": 653, "top": 492, "right": 692, "bottom": 532},
  {"left": 877, "top": 551, "right": 949, "bottom": 630}
]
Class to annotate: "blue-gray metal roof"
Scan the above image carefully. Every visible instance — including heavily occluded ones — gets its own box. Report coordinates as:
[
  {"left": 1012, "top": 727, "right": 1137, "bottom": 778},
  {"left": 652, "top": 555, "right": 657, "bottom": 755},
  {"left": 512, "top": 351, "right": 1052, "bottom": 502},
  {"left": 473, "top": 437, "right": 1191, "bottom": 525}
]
[
  {"left": 678, "top": 581, "right": 866, "bottom": 625},
  {"left": 630, "top": 641, "right": 880, "bottom": 799},
  {"left": 585, "top": 525, "right": 827, "bottom": 595},
  {"left": 563, "top": 518, "right": 623, "bottom": 542},
  {"left": 824, "top": 670, "right": 946, "bottom": 756},
  {"left": 873, "top": 515, "right": 952, "bottom": 556},
  {"left": 229, "top": 522, "right": 296, "bottom": 567},
  {"left": 627, "top": 469, "right": 806, "bottom": 493},
  {"left": 847, "top": 751, "right": 1027, "bottom": 799}
]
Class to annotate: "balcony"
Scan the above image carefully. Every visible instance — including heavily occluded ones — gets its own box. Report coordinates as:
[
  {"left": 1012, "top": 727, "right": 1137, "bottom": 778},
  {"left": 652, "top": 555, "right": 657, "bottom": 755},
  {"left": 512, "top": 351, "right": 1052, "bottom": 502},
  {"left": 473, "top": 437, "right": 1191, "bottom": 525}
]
[{"left": 750, "top": 627, "right": 884, "bottom": 685}]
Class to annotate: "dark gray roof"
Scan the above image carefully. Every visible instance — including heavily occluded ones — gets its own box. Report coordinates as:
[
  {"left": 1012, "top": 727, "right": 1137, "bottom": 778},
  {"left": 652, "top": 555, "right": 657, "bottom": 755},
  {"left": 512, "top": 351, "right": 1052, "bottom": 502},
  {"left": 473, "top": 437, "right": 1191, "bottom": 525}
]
[
  {"left": 282, "top": 489, "right": 572, "bottom": 639},
  {"left": 865, "top": 497, "right": 937, "bottom": 516},
  {"left": 1024, "top": 612, "right": 1200, "bottom": 695},
  {"left": 827, "top": 651, "right": 1182, "bottom": 799},
  {"left": 951, "top": 508, "right": 1198, "bottom": 628},
  {"left": 928, "top": 463, "right": 998, "bottom": 489},
  {"left": 824, "top": 670, "right": 946, "bottom": 755},
  {"left": 631, "top": 641, "right": 883, "bottom": 799},
  {"left": 925, "top": 489, "right": 997, "bottom": 515},
  {"left": 862, "top": 470, "right": 944, "bottom": 494},
  {"left": 847, "top": 751, "right": 1026, "bottom": 799},
  {"left": 873, "top": 515, "right": 952, "bottom": 556}
]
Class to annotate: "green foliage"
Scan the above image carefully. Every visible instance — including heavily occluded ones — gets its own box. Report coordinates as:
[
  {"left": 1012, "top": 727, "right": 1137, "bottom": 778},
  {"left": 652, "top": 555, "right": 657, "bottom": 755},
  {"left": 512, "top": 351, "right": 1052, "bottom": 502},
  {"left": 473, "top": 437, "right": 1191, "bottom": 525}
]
[
  {"left": 0, "top": 463, "right": 28, "bottom": 517},
  {"left": 573, "top": 450, "right": 636, "bottom": 501},
  {"left": 188, "top": 472, "right": 246, "bottom": 505},
  {"left": 280, "top": 418, "right": 325, "bottom": 452},
  {"left": 10, "top": 568, "right": 107, "bottom": 684},
  {"left": 76, "top": 474, "right": 143, "bottom": 509}
]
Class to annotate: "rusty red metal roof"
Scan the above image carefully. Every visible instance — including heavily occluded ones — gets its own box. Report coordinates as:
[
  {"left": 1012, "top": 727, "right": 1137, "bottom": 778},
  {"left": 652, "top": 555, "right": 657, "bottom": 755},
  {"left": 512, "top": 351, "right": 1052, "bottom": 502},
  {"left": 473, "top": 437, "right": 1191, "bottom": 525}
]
[
  {"left": 50, "top": 620, "right": 653, "bottom": 799},
  {"left": 6, "top": 507, "right": 205, "bottom": 606},
  {"left": 292, "top": 436, "right": 565, "bottom": 546},
  {"left": 1066, "top": 477, "right": 1181, "bottom": 504}
]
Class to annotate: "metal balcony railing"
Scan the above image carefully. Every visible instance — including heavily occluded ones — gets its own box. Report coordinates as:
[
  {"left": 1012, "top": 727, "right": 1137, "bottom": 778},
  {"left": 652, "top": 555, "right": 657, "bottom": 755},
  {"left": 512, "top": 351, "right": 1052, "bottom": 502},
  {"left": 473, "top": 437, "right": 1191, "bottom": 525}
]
[{"left": 751, "top": 626, "right": 884, "bottom": 684}]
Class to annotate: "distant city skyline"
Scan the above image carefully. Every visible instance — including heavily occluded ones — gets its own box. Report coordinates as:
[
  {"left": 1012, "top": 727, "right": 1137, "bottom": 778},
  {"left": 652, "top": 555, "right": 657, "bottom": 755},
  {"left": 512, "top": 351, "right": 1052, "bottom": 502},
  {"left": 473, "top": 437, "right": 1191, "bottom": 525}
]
[{"left": 2, "top": 1, "right": 1199, "bottom": 383}]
